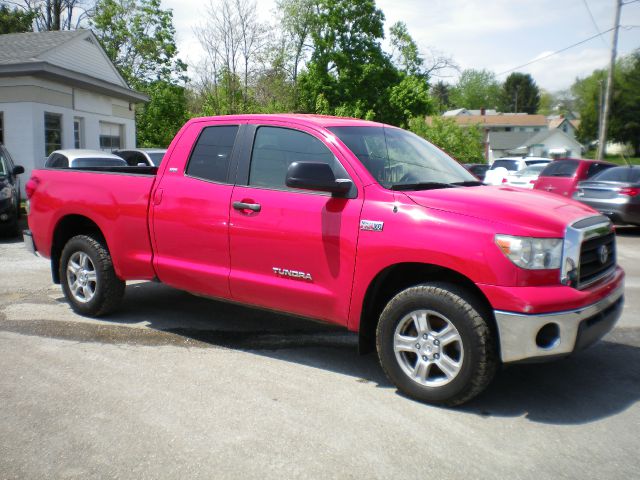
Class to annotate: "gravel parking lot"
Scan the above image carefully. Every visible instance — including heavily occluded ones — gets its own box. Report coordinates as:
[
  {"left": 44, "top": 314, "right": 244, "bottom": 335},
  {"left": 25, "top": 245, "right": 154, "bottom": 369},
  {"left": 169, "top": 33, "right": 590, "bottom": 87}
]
[{"left": 1, "top": 221, "right": 639, "bottom": 479}]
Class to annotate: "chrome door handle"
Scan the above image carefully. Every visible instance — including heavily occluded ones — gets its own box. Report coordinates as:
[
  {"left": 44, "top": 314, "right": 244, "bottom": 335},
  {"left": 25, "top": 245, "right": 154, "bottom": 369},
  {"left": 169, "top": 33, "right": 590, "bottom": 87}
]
[{"left": 233, "top": 201, "right": 261, "bottom": 212}]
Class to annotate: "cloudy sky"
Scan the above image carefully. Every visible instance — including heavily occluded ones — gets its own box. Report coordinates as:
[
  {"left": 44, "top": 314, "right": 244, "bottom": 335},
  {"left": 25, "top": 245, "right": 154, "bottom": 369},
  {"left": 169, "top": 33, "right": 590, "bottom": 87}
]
[{"left": 163, "top": 0, "right": 640, "bottom": 92}]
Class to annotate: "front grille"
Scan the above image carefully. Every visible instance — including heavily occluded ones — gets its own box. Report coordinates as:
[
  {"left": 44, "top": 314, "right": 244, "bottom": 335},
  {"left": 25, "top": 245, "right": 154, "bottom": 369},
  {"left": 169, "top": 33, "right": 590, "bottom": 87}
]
[{"left": 579, "top": 231, "right": 616, "bottom": 286}]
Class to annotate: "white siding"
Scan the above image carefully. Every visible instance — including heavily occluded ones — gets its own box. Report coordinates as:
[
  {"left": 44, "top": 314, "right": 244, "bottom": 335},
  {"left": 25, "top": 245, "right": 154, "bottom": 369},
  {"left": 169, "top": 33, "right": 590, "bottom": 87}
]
[{"left": 41, "top": 36, "right": 126, "bottom": 87}]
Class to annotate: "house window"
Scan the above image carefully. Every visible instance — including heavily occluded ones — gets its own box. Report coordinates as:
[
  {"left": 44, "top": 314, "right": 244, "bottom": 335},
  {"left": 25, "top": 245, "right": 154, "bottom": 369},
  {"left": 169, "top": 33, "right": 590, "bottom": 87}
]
[
  {"left": 73, "top": 118, "right": 84, "bottom": 148},
  {"left": 99, "top": 122, "right": 122, "bottom": 151},
  {"left": 44, "top": 113, "right": 62, "bottom": 156}
]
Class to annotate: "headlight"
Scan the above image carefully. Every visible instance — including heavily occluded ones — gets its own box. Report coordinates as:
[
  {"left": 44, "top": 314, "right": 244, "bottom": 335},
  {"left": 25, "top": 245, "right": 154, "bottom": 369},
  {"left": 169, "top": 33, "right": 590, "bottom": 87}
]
[
  {"left": 495, "top": 235, "right": 563, "bottom": 269},
  {"left": 0, "top": 186, "right": 12, "bottom": 200}
]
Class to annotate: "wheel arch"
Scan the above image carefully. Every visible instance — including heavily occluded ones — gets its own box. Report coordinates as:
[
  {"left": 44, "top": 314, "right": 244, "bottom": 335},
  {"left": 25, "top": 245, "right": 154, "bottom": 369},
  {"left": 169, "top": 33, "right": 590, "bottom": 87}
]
[
  {"left": 358, "top": 262, "right": 497, "bottom": 355},
  {"left": 50, "top": 215, "right": 107, "bottom": 284}
]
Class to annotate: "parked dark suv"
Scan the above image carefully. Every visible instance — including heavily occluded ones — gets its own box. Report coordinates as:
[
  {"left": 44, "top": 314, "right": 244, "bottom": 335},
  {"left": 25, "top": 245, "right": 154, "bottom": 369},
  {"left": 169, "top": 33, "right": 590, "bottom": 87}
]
[{"left": 0, "top": 144, "right": 25, "bottom": 235}]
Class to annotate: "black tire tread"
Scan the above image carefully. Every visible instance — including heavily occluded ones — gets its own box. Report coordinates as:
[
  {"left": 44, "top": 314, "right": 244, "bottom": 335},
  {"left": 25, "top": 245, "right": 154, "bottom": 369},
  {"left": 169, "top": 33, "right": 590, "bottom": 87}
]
[
  {"left": 60, "top": 234, "right": 125, "bottom": 317},
  {"left": 376, "top": 282, "right": 498, "bottom": 406}
]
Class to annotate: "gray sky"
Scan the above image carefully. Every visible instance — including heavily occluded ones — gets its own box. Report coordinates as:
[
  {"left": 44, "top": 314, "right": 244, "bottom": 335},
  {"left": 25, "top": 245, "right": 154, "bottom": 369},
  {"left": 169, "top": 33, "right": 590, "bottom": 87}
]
[{"left": 163, "top": 0, "right": 640, "bottom": 92}]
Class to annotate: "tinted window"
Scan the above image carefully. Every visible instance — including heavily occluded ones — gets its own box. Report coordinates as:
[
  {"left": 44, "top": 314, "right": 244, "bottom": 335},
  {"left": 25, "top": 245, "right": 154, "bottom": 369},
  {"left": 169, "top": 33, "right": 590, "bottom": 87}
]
[
  {"left": 147, "top": 153, "right": 165, "bottom": 166},
  {"left": 586, "top": 163, "right": 614, "bottom": 179},
  {"left": 592, "top": 167, "right": 640, "bottom": 183},
  {"left": 249, "top": 127, "right": 347, "bottom": 190},
  {"left": 540, "top": 160, "right": 579, "bottom": 177},
  {"left": 46, "top": 153, "right": 69, "bottom": 168},
  {"left": 186, "top": 125, "right": 239, "bottom": 183},
  {"left": 524, "top": 160, "right": 550, "bottom": 167},
  {"left": 491, "top": 160, "right": 519, "bottom": 171}
]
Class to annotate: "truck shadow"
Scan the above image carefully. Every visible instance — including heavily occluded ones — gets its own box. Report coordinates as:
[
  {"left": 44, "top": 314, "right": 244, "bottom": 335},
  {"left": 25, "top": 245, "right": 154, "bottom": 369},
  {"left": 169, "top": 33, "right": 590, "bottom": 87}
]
[{"left": 103, "top": 281, "right": 640, "bottom": 426}]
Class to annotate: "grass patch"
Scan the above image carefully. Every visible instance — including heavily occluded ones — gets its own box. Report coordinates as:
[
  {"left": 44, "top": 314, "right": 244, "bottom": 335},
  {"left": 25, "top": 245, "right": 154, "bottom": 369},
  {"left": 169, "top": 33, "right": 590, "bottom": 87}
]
[{"left": 583, "top": 150, "right": 640, "bottom": 165}]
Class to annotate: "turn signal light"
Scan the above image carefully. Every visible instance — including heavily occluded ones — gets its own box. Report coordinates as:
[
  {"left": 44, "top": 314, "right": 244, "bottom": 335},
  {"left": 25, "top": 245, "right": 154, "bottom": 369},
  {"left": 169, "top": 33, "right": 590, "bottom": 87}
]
[{"left": 619, "top": 187, "right": 640, "bottom": 197}]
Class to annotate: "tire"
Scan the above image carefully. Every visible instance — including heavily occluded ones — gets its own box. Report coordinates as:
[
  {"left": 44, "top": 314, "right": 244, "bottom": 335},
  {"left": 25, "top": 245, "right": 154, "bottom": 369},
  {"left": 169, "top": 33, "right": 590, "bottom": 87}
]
[
  {"left": 376, "top": 283, "right": 497, "bottom": 406},
  {"left": 59, "top": 235, "right": 125, "bottom": 317}
]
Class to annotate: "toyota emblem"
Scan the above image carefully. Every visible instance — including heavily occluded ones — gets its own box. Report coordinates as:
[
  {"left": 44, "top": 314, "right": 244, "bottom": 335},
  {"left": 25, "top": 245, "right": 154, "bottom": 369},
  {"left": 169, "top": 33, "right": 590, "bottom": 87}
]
[{"left": 598, "top": 244, "right": 609, "bottom": 264}]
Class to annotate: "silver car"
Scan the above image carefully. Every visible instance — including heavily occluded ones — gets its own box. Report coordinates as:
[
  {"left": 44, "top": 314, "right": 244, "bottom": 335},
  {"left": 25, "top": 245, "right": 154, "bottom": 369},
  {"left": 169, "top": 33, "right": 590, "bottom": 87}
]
[
  {"left": 45, "top": 149, "right": 128, "bottom": 168},
  {"left": 114, "top": 148, "right": 167, "bottom": 166},
  {"left": 574, "top": 166, "right": 640, "bottom": 226}
]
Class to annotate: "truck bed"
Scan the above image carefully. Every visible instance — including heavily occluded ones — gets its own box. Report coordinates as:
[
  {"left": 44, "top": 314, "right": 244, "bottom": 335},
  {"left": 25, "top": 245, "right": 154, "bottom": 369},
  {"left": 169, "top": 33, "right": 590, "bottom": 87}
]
[{"left": 28, "top": 167, "right": 158, "bottom": 280}]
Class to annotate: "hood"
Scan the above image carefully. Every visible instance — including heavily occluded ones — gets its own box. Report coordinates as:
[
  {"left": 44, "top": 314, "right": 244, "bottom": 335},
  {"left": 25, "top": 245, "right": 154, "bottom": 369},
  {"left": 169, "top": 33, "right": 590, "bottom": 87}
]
[{"left": 402, "top": 185, "right": 598, "bottom": 236}]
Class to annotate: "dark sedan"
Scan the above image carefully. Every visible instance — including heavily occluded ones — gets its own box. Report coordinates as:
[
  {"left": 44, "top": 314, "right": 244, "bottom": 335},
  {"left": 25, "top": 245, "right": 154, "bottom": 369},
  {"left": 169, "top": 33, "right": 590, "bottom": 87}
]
[
  {"left": 464, "top": 163, "right": 490, "bottom": 182},
  {"left": 0, "top": 144, "right": 25, "bottom": 235},
  {"left": 573, "top": 166, "right": 640, "bottom": 225}
]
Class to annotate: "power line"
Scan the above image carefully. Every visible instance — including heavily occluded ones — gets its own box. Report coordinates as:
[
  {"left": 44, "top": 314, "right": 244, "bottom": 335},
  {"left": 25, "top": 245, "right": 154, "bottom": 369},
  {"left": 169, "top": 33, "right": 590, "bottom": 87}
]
[
  {"left": 582, "top": 0, "right": 608, "bottom": 46},
  {"left": 497, "top": 27, "right": 614, "bottom": 76}
]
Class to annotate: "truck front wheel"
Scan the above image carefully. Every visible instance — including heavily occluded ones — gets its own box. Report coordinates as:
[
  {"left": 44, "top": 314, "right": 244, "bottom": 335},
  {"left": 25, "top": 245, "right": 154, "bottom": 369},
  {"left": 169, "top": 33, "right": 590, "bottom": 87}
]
[
  {"left": 376, "top": 283, "right": 497, "bottom": 406},
  {"left": 59, "top": 235, "right": 125, "bottom": 317}
]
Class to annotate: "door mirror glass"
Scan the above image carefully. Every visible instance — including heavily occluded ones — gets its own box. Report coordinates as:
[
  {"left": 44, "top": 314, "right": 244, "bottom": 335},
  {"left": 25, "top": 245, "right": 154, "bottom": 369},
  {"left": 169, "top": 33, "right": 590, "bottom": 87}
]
[{"left": 286, "top": 162, "right": 352, "bottom": 196}]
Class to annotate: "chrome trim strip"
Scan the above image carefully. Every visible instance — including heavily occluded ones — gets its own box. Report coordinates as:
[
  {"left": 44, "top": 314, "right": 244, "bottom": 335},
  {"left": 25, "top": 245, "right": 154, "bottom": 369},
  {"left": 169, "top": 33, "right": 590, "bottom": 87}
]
[{"left": 494, "top": 284, "right": 624, "bottom": 363}]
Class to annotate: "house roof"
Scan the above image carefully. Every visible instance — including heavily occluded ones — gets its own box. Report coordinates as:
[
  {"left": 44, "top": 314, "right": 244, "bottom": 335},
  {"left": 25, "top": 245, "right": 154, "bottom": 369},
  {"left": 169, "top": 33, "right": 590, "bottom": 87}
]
[
  {"left": 518, "top": 128, "right": 583, "bottom": 148},
  {"left": 0, "top": 30, "right": 147, "bottom": 103},
  {"left": 489, "top": 131, "right": 535, "bottom": 150},
  {"left": 445, "top": 113, "right": 548, "bottom": 127}
]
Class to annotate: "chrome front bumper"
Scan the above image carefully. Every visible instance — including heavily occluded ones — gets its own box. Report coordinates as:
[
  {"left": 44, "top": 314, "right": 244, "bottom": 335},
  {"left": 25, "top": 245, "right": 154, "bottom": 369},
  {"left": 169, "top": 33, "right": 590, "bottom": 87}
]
[{"left": 494, "top": 285, "right": 624, "bottom": 363}]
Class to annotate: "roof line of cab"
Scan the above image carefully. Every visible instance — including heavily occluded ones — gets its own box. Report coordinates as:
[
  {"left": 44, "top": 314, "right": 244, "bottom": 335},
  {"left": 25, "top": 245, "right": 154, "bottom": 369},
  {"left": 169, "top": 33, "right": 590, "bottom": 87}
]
[{"left": 184, "top": 113, "right": 388, "bottom": 129}]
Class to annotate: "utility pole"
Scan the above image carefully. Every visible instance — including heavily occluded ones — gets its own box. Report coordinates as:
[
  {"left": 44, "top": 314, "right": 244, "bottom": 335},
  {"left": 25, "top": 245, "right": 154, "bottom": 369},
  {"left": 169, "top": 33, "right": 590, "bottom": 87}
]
[{"left": 597, "top": 0, "right": 622, "bottom": 160}]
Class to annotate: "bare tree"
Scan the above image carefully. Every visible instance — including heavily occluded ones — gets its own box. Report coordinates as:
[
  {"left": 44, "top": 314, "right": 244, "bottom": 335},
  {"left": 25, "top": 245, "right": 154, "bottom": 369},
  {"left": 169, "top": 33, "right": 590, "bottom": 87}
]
[{"left": 6, "top": 0, "right": 94, "bottom": 30}]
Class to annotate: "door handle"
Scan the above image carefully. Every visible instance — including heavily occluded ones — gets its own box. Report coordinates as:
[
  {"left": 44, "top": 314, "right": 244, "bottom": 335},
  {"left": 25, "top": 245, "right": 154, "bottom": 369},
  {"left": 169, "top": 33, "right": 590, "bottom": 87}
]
[{"left": 233, "top": 201, "right": 261, "bottom": 212}]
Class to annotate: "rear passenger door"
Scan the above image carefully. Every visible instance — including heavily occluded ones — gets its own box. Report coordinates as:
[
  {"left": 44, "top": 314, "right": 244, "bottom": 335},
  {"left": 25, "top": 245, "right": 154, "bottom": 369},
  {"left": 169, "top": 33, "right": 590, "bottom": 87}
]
[
  {"left": 228, "top": 123, "right": 363, "bottom": 324},
  {"left": 151, "top": 121, "right": 244, "bottom": 298}
]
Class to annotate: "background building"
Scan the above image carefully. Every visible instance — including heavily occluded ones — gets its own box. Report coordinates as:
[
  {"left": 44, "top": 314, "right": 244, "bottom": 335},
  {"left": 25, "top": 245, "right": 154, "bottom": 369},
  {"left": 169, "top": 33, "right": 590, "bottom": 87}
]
[{"left": 0, "top": 29, "right": 147, "bottom": 185}]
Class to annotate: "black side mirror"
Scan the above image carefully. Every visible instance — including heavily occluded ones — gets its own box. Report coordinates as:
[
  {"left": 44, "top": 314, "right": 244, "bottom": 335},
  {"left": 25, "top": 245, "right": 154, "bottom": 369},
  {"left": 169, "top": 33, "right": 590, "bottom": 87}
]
[
  {"left": 13, "top": 165, "right": 25, "bottom": 175},
  {"left": 286, "top": 162, "right": 352, "bottom": 196}
]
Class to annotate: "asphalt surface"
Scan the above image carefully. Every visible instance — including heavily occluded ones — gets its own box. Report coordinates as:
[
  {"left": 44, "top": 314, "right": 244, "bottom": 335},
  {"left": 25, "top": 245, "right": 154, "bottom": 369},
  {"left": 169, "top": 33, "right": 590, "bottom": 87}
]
[{"left": 1, "top": 220, "right": 639, "bottom": 479}]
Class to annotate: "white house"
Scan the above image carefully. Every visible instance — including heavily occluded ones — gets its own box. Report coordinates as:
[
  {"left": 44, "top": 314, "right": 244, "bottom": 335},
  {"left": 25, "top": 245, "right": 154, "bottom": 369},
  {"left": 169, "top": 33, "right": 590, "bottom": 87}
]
[
  {"left": 0, "top": 29, "right": 147, "bottom": 184},
  {"left": 516, "top": 129, "right": 583, "bottom": 158}
]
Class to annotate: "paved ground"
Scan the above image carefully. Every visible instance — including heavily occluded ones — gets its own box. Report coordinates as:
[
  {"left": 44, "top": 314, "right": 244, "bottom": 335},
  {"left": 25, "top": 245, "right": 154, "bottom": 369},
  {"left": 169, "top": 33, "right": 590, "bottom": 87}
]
[{"left": 1, "top": 221, "right": 639, "bottom": 479}]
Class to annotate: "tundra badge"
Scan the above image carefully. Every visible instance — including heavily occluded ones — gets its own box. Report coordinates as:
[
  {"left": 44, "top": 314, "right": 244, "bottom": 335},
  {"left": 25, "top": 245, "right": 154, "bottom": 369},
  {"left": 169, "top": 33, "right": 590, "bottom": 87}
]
[
  {"left": 360, "top": 220, "right": 384, "bottom": 232},
  {"left": 273, "top": 267, "right": 313, "bottom": 281}
]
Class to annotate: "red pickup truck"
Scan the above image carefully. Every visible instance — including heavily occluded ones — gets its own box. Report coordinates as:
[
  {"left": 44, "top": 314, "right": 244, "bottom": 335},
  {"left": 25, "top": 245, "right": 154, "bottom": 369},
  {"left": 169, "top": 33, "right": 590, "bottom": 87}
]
[{"left": 24, "top": 114, "right": 624, "bottom": 406}]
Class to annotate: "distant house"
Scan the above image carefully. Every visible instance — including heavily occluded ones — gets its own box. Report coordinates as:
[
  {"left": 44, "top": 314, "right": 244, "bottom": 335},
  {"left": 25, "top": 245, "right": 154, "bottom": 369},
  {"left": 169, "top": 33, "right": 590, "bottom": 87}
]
[
  {"left": 432, "top": 111, "right": 548, "bottom": 162},
  {"left": 0, "top": 29, "right": 147, "bottom": 184},
  {"left": 515, "top": 129, "right": 583, "bottom": 158},
  {"left": 547, "top": 115, "right": 580, "bottom": 138}
]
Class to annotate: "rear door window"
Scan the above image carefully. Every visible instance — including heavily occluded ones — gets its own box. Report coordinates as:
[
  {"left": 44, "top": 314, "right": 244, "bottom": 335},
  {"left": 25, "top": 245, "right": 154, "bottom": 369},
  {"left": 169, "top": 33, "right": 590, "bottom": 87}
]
[
  {"left": 592, "top": 167, "right": 640, "bottom": 183},
  {"left": 186, "top": 125, "right": 239, "bottom": 183},
  {"left": 586, "top": 163, "right": 614, "bottom": 179},
  {"left": 540, "top": 160, "right": 579, "bottom": 177}
]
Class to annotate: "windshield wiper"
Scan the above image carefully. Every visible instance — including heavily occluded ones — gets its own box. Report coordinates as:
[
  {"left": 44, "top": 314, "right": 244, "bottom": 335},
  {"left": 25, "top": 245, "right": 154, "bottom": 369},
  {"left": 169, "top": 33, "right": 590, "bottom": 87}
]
[
  {"left": 449, "top": 180, "right": 484, "bottom": 186},
  {"left": 390, "top": 182, "right": 459, "bottom": 191}
]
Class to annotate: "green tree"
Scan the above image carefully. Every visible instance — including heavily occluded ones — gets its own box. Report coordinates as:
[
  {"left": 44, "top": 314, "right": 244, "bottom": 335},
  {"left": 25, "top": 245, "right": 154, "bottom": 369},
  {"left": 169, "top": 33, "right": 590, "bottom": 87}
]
[
  {"left": 91, "top": 0, "right": 188, "bottom": 146},
  {"left": 135, "top": 81, "right": 189, "bottom": 147},
  {"left": 0, "top": 4, "right": 35, "bottom": 33},
  {"left": 499, "top": 72, "right": 540, "bottom": 114},
  {"left": 408, "top": 116, "right": 484, "bottom": 164},
  {"left": 91, "top": 0, "right": 186, "bottom": 84},
  {"left": 389, "top": 21, "right": 423, "bottom": 78},
  {"left": 449, "top": 69, "right": 501, "bottom": 110},
  {"left": 297, "top": 0, "right": 400, "bottom": 122},
  {"left": 431, "top": 81, "right": 451, "bottom": 114}
]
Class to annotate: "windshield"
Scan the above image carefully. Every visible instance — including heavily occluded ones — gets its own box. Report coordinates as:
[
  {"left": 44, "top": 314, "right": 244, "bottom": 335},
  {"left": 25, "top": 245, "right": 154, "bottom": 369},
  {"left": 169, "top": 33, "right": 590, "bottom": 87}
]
[
  {"left": 148, "top": 152, "right": 165, "bottom": 166},
  {"left": 490, "top": 159, "right": 519, "bottom": 171},
  {"left": 328, "top": 126, "right": 476, "bottom": 189}
]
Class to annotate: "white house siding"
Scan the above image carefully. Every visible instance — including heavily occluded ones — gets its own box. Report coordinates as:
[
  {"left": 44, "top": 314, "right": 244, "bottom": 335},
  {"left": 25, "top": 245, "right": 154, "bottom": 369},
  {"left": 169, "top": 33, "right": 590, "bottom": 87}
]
[
  {"left": 528, "top": 131, "right": 582, "bottom": 158},
  {"left": 40, "top": 37, "right": 125, "bottom": 87},
  {"left": 0, "top": 77, "right": 136, "bottom": 193}
]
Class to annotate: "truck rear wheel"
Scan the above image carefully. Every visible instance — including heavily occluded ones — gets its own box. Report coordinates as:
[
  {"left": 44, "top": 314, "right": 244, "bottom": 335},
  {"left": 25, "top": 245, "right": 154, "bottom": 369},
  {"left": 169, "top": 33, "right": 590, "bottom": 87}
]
[
  {"left": 60, "top": 235, "right": 125, "bottom": 317},
  {"left": 376, "top": 283, "right": 497, "bottom": 406}
]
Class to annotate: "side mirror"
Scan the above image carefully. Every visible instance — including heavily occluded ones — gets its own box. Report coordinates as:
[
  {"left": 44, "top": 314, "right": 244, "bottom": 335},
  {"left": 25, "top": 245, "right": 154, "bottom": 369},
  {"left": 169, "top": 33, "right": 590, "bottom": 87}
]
[
  {"left": 13, "top": 165, "right": 25, "bottom": 175},
  {"left": 286, "top": 162, "right": 352, "bottom": 196}
]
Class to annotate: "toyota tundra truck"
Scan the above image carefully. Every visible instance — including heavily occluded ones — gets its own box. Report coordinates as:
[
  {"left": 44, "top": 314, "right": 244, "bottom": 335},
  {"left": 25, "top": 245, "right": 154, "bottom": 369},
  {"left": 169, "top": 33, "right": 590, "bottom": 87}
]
[{"left": 23, "top": 114, "right": 625, "bottom": 406}]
